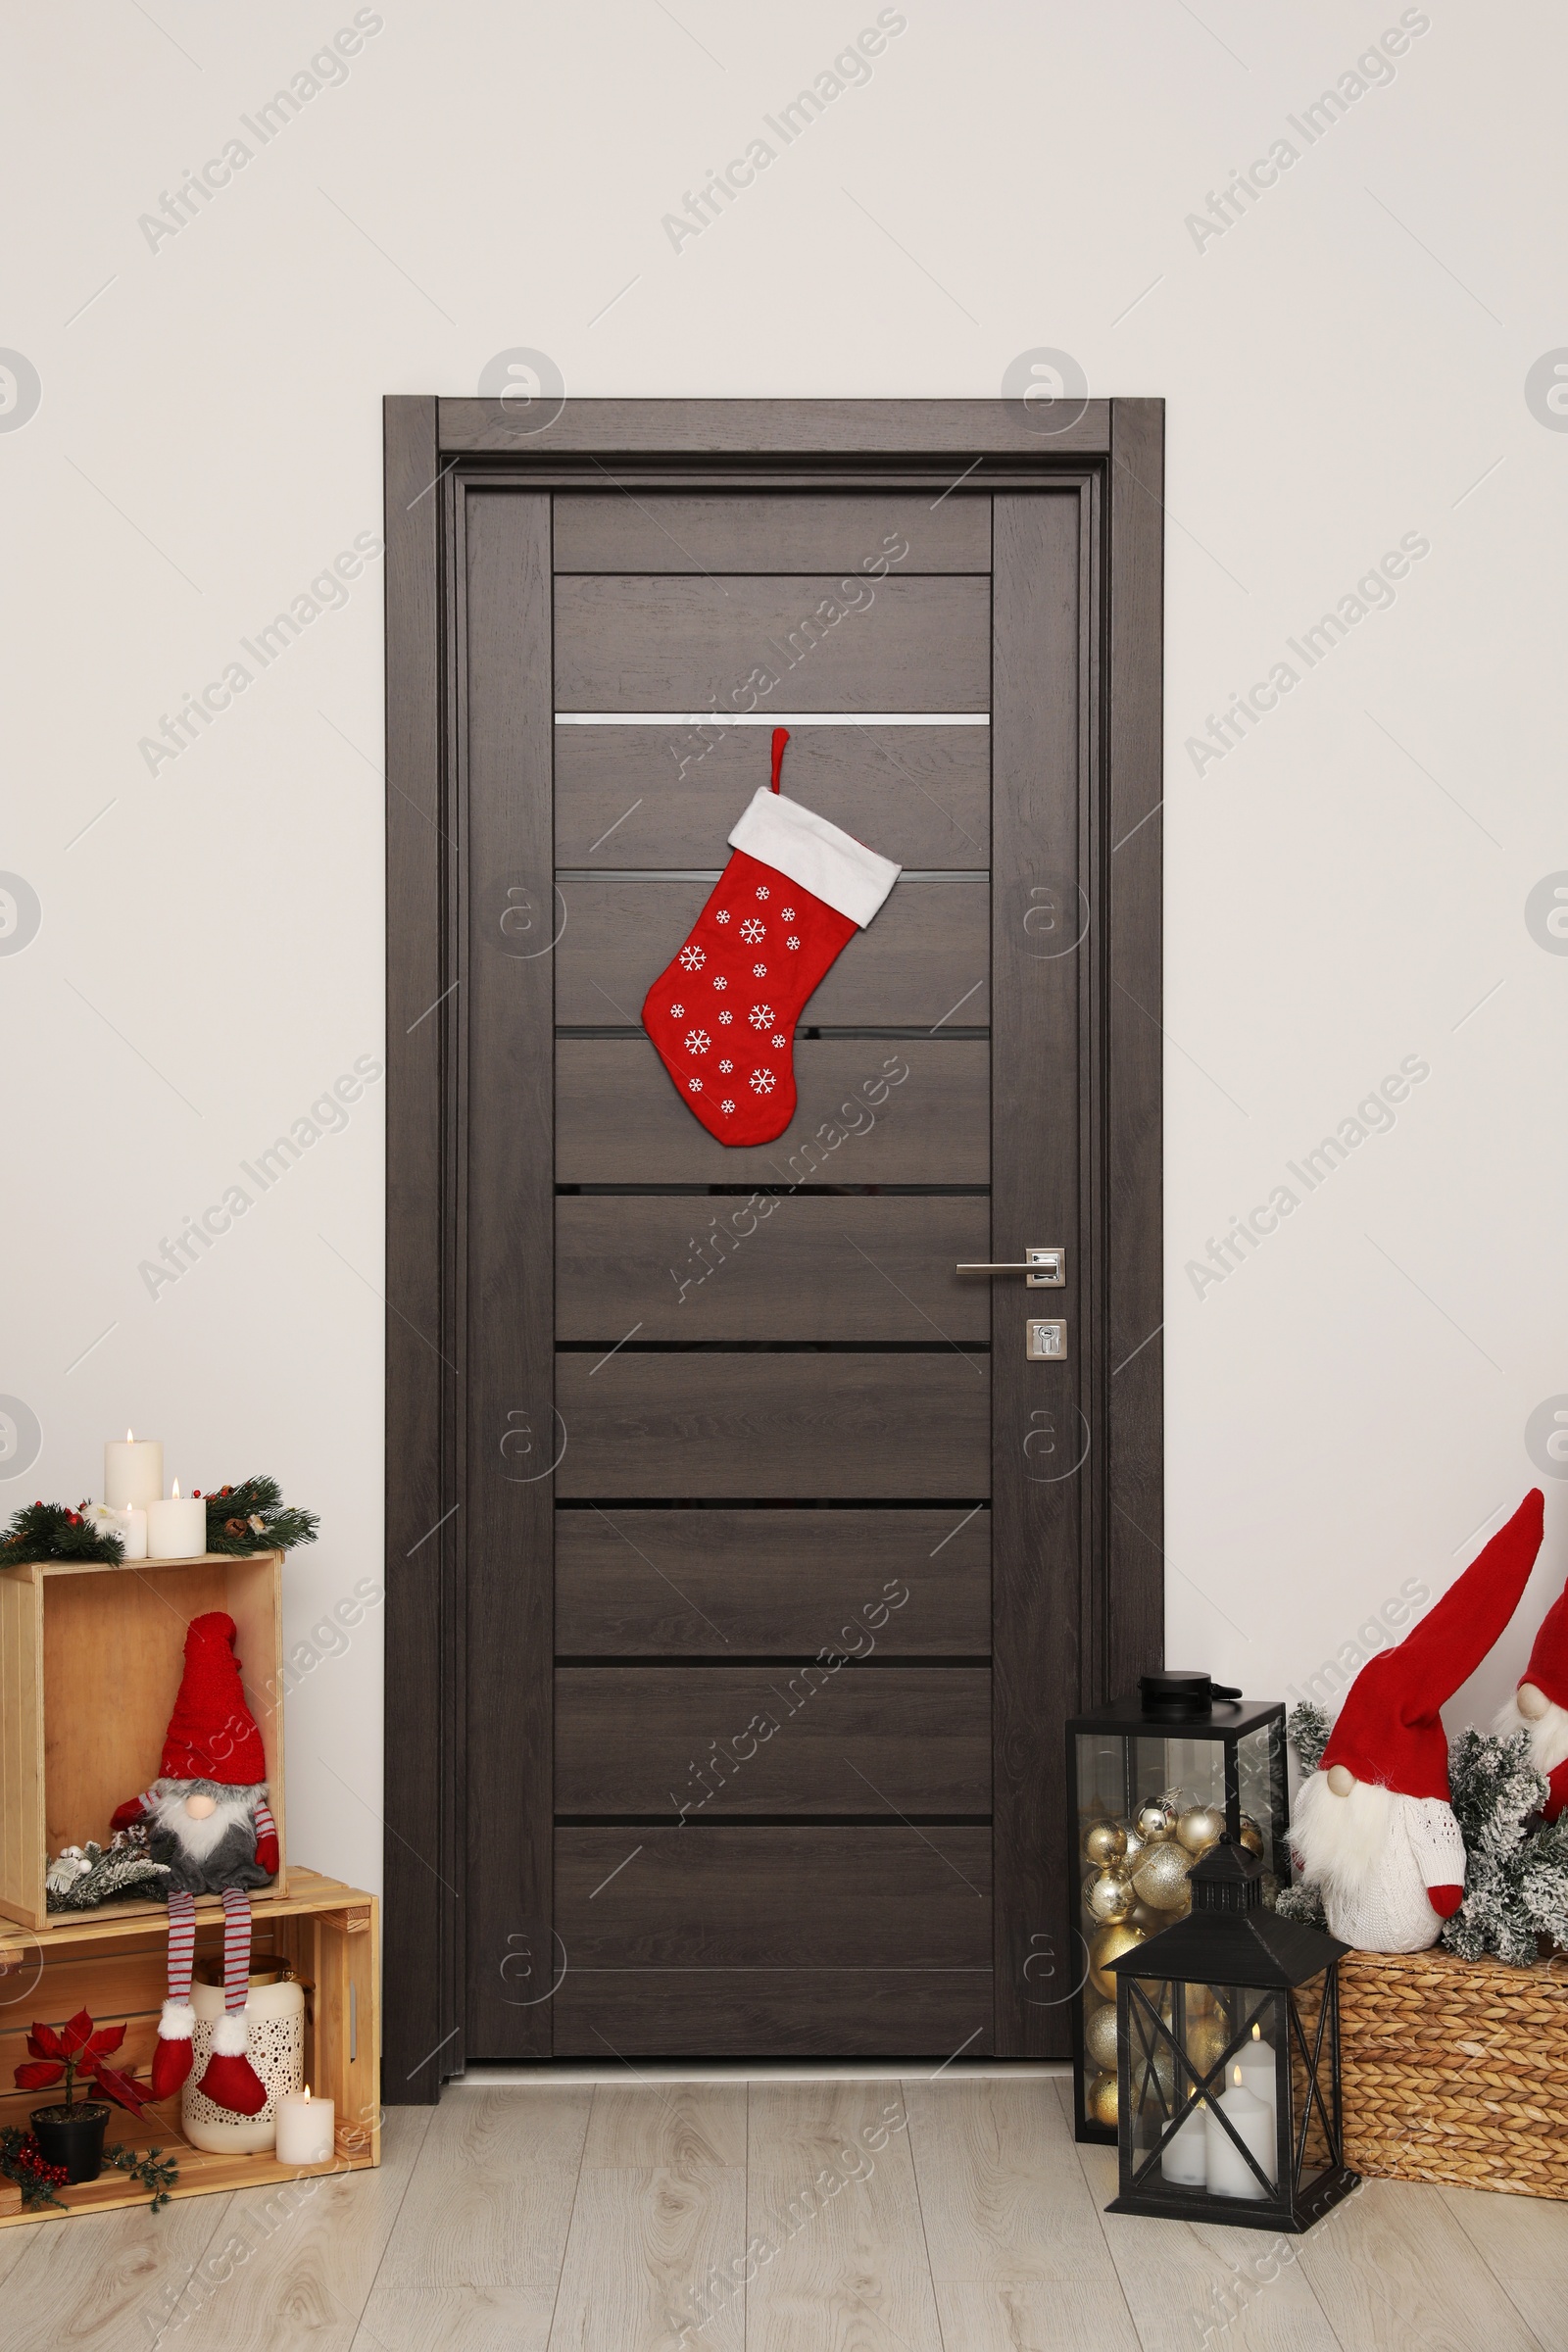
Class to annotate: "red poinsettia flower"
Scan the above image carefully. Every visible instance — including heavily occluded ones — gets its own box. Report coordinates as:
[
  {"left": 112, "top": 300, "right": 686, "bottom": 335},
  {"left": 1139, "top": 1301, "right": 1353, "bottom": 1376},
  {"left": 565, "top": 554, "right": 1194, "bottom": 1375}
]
[
  {"left": 14, "top": 2060, "right": 65, "bottom": 2091},
  {"left": 91, "top": 2062, "right": 156, "bottom": 2119},
  {"left": 25, "top": 2023, "right": 64, "bottom": 2061}
]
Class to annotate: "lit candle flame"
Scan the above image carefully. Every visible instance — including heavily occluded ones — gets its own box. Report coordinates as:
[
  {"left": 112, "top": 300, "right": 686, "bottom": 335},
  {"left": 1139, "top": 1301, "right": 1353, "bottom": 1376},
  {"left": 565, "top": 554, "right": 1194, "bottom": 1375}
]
[
  {"left": 126, "top": 1429, "right": 134, "bottom": 1442},
  {"left": 1251, "top": 2023, "right": 1261, "bottom": 2042},
  {"left": 172, "top": 1480, "right": 180, "bottom": 1499},
  {"left": 1233, "top": 2066, "right": 1244, "bottom": 2087},
  {"left": 304, "top": 2085, "right": 311, "bottom": 2104}
]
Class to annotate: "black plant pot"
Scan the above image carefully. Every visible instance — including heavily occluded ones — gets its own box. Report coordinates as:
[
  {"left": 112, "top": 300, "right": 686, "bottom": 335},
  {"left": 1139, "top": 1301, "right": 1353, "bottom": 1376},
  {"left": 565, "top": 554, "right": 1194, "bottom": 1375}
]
[{"left": 30, "top": 2101, "right": 110, "bottom": 2183}]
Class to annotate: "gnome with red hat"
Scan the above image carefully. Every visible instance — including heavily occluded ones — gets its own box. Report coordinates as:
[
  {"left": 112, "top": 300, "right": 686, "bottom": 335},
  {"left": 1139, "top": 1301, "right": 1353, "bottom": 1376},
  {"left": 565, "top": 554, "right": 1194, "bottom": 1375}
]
[
  {"left": 1291, "top": 1491, "right": 1544, "bottom": 1951},
  {"left": 1494, "top": 1546, "right": 1568, "bottom": 1820},
  {"left": 111, "top": 1611, "right": 278, "bottom": 2115}
]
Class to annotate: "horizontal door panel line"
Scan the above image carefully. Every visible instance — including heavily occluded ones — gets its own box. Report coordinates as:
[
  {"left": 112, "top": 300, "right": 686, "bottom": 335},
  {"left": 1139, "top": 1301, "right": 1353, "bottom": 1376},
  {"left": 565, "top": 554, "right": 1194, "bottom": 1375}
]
[
  {"left": 556, "top": 1026, "right": 991, "bottom": 1042},
  {"left": 556, "top": 1967, "right": 996, "bottom": 1977},
  {"left": 554, "top": 1654, "right": 995, "bottom": 1670},
  {"left": 554, "top": 1813, "right": 994, "bottom": 1829},
  {"left": 555, "top": 710, "right": 992, "bottom": 726},
  {"left": 554, "top": 870, "right": 990, "bottom": 884},
  {"left": 554, "top": 1496, "right": 991, "bottom": 1512},
  {"left": 558, "top": 1183, "right": 992, "bottom": 1197},
  {"left": 557, "top": 1345, "right": 987, "bottom": 1364}
]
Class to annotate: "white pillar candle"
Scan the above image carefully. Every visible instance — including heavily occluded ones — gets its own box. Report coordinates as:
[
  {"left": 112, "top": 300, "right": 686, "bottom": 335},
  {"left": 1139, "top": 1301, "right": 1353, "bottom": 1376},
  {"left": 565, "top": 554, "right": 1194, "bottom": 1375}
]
[
  {"left": 1234, "top": 2019, "right": 1277, "bottom": 2121},
  {"left": 147, "top": 1481, "right": 205, "bottom": 1560},
  {"left": 274, "top": 2085, "right": 334, "bottom": 2166},
  {"left": 86, "top": 1501, "right": 148, "bottom": 1559},
  {"left": 105, "top": 1432, "right": 163, "bottom": 1509},
  {"left": 1161, "top": 2097, "right": 1208, "bottom": 2186},
  {"left": 1205, "top": 2066, "right": 1275, "bottom": 2200}
]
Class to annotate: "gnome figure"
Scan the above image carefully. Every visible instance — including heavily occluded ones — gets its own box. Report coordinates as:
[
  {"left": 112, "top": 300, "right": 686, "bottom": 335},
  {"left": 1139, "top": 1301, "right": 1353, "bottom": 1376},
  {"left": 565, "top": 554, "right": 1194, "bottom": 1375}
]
[
  {"left": 112, "top": 1611, "right": 278, "bottom": 2115},
  {"left": 1291, "top": 1491, "right": 1544, "bottom": 1952},
  {"left": 1494, "top": 1545, "right": 1568, "bottom": 1820}
]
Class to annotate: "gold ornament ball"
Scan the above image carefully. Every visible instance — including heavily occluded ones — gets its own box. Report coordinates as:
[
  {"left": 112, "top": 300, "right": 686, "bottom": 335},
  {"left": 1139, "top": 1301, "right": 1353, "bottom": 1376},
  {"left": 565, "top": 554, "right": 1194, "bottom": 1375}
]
[
  {"left": 1083, "top": 1819, "right": 1127, "bottom": 1868},
  {"left": 1089, "top": 1920, "right": 1148, "bottom": 1998},
  {"left": 1238, "top": 1814, "right": 1264, "bottom": 1855},
  {"left": 1186, "top": 2013, "right": 1231, "bottom": 2076},
  {"left": 1128, "top": 2038, "right": 1176, "bottom": 2101},
  {"left": 1132, "top": 1838, "right": 1195, "bottom": 1911},
  {"left": 1085, "top": 1867, "right": 1134, "bottom": 1924},
  {"left": 1136, "top": 1796, "right": 1176, "bottom": 1843},
  {"left": 1126, "top": 1896, "right": 1166, "bottom": 1936},
  {"left": 1083, "top": 2001, "right": 1120, "bottom": 2073},
  {"left": 1177, "top": 1805, "right": 1226, "bottom": 1854},
  {"left": 1087, "top": 2070, "right": 1119, "bottom": 2129}
]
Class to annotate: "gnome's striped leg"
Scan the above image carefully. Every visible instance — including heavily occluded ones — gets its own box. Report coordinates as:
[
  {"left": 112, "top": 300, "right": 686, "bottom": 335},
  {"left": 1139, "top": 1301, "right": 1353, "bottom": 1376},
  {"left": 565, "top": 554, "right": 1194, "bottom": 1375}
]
[
  {"left": 149, "top": 1889, "right": 199, "bottom": 2100},
  {"left": 194, "top": 1886, "right": 267, "bottom": 2117}
]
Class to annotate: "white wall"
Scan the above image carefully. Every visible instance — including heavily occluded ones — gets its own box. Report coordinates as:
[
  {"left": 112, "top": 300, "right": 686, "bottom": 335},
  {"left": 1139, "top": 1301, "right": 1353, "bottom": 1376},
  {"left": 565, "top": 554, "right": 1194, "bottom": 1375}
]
[{"left": 6, "top": 2, "right": 1563, "bottom": 1889}]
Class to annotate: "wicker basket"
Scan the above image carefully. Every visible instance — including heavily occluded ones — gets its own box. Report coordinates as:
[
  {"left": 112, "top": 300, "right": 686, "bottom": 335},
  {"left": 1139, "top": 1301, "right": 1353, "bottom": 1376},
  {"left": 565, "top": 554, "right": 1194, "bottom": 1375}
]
[{"left": 1339, "top": 1943, "right": 1568, "bottom": 2199}]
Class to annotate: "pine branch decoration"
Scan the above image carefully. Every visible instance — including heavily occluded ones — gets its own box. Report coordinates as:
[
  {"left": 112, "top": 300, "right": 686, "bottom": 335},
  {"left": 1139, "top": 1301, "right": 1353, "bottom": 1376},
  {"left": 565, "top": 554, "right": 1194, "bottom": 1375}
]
[
  {"left": 1286, "top": 1701, "right": 1332, "bottom": 1777},
  {"left": 1441, "top": 1728, "right": 1568, "bottom": 1966},
  {"left": 199, "top": 1476, "right": 318, "bottom": 1555},
  {"left": 0, "top": 1499, "right": 123, "bottom": 1567}
]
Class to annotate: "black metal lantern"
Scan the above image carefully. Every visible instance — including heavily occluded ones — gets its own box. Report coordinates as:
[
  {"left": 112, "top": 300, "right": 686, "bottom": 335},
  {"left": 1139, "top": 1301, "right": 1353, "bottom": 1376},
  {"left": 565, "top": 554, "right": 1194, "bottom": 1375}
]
[
  {"left": 1106, "top": 1840, "right": 1357, "bottom": 2231},
  {"left": 1067, "top": 1672, "right": 1287, "bottom": 2140}
]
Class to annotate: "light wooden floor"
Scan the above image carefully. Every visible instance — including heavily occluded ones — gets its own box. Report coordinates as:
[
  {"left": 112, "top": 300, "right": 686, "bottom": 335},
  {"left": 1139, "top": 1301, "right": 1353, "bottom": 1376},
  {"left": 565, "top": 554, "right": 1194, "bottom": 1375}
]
[{"left": 1, "top": 2072, "right": 1563, "bottom": 2350}]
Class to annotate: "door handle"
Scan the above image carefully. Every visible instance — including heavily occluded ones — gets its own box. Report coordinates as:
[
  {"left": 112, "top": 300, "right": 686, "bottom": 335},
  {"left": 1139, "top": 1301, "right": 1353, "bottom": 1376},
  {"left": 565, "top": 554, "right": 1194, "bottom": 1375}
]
[{"left": 956, "top": 1247, "right": 1064, "bottom": 1289}]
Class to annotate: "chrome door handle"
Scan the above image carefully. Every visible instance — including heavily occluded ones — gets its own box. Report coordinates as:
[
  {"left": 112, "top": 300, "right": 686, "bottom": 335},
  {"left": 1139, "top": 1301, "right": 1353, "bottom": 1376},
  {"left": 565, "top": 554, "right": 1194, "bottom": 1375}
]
[{"left": 956, "top": 1247, "right": 1064, "bottom": 1288}]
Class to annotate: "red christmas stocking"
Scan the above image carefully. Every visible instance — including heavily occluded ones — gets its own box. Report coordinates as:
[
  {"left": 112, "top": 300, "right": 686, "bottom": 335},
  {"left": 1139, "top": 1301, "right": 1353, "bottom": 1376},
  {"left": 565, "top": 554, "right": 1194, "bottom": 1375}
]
[{"left": 642, "top": 730, "right": 901, "bottom": 1146}]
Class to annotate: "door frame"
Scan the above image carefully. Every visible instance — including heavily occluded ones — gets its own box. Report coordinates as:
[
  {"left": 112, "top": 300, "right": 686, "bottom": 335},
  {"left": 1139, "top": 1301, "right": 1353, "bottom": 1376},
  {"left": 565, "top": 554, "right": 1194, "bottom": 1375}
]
[{"left": 380, "top": 396, "right": 1164, "bottom": 2100}]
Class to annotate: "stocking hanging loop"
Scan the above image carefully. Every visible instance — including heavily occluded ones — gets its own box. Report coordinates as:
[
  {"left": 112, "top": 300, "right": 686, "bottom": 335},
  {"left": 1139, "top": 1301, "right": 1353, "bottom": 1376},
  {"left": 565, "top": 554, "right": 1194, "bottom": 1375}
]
[{"left": 770, "top": 726, "right": 789, "bottom": 793}]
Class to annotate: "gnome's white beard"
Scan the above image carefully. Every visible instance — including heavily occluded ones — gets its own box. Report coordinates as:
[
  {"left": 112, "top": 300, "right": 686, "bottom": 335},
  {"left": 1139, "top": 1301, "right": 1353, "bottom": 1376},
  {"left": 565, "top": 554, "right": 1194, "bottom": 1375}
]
[
  {"left": 1493, "top": 1692, "right": 1568, "bottom": 1781},
  {"left": 148, "top": 1781, "right": 261, "bottom": 1863},
  {"left": 1291, "top": 1772, "right": 1465, "bottom": 1953}
]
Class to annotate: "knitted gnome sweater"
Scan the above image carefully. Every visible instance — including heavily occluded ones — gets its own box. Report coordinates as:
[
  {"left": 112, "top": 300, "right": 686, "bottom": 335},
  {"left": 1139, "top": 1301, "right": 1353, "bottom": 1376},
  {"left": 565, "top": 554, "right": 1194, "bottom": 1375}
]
[
  {"left": 1292, "top": 1772, "right": 1466, "bottom": 1952},
  {"left": 138, "top": 1781, "right": 275, "bottom": 1896}
]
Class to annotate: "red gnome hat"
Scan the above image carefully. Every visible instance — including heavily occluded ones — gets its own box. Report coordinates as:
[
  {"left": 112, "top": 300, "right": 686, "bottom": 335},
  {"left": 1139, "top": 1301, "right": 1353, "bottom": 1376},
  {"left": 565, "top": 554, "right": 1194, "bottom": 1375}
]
[
  {"left": 1322, "top": 1490, "right": 1544, "bottom": 1800},
  {"left": 1521, "top": 1571, "right": 1568, "bottom": 1711},
  {"left": 160, "top": 1611, "right": 267, "bottom": 1785}
]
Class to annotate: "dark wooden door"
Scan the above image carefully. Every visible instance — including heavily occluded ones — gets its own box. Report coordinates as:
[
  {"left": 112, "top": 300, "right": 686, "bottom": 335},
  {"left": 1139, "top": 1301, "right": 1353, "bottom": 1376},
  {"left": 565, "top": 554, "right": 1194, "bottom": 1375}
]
[
  {"left": 382, "top": 401, "right": 1163, "bottom": 2092},
  {"left": 460, "top": 483, "right": 1081, "bottom": 2060}
]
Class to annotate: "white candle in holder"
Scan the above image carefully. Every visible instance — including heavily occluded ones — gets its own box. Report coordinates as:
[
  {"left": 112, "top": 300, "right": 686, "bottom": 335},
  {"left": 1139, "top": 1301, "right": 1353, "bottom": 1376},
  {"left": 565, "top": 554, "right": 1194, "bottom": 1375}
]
[
  {"left": 274, "top": 2085, "right": 334, "bottom": 2166},
  {"left": 1161, "top": 2096, "right": 1209, "bottom": 2186},
  {"left": 147, "top": 1480, "right": 205, "bottom": 1560},
  {"left": 1235, "top": 2019, "right": 1277, "bottom": 2121},
  {"left": 86, "top": 1501, "right": 148, "bottom": 1560},
  {"left": 1205, "top": 2065, "right": 1275, "bottom": 2200},
  {"left": 105, "top": 1432, "right": 162, "bottom": 1509}
]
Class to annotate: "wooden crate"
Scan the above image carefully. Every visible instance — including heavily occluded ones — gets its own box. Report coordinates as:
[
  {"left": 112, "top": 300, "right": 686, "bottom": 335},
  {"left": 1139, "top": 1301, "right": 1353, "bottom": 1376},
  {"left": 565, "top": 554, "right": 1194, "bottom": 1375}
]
[
  {"left": 0, "top": 1549, "right": 285, "bottom": 1932},
  {"left": 1340, "top": 1943, "right": 1568, "bottom": 2200},
  {"left": 0, "top": 1869, "right": 378, "bottom": 2224}
]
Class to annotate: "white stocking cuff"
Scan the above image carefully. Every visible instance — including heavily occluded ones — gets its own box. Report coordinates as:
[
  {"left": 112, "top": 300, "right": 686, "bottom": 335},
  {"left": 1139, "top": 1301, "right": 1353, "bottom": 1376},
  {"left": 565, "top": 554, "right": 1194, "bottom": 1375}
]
[
  {"left": 159, "top": 1998, "right": 196, "bottom": 2041},
  {"left": 210, "top": 2012, "right": 250, "bottom": 2056},
  {"left": 728, "top": 790, "right": 900, "bottom": 927}
]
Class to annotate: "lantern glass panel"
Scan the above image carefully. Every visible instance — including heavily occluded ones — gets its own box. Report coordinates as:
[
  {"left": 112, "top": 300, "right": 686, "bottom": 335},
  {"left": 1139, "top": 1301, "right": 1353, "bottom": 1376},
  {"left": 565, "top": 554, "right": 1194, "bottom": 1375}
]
[
  {"left": 1070, "top": 1709, "right": 1287, "bottom": 2136},
  {"left": 1124, "top": 1976, "right": 1286, "bottom": 2201}
]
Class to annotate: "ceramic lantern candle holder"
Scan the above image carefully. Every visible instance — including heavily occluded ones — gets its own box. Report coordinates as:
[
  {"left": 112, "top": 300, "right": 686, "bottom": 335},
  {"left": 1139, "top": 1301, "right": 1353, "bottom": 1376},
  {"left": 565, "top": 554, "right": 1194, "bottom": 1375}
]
[{"left": 1066, "top": 1672, "right": 1287, "bottom": 2141}]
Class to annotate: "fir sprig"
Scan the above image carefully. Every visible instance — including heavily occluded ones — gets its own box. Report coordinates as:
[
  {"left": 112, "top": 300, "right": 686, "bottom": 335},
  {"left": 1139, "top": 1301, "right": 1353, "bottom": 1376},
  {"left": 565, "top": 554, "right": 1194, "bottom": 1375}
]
[
  {"left": 1442, "top": 1728, "right": 1568, "bottom": 1967},
  {"left": 0, "top": 1499, "right": 123, "bottom": 1567},
  {"left": 199, "top": 1476, "right": 318, "bottom": 1556},
  {"left": 1286, "top": 1701, "right": 1332, "bottom": 1778},
  {"left": 105, "top": 2140, "right": 177, "bottom": 2212}
]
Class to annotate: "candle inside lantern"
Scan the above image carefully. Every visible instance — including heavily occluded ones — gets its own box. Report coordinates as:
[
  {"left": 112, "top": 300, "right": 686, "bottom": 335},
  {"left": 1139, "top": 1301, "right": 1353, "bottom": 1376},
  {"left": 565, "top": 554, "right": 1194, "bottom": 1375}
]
[
  {"left": 1234, "top": 2018, "right": 1277, "bottom": 2121},
  {"left": 147, "top": 1480, "right": 206, "bottom": 1560},
  {"left": 105, "top": 1431, "right": 163, "bottom": 1510},
  {"left": 274, "top": 2083, "right": 334, "bottom": 2166},
  {"left": 1205, "top": 2064, "right": 1275, "bottom": 2200},
  {"left": 1161, "top": 2095, "right": 1208, "bottom": 2186}
]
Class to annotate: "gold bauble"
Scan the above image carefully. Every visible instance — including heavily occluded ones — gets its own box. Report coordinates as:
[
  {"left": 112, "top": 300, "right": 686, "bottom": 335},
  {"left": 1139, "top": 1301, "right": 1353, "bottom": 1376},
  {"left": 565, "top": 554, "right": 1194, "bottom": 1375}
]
[
  {"left": 1238, "top": 1814, "right": 1264, "bottom": 1855},
  {"left": 1083, "top": 2000, "right": 1120, "bottom": 2074},
  {"left": 1136, "top": 1796, "right": 1177, "bottom": 1843},
  {"left": 1126, "top": 1896, "right": 1166, "bottom": 1936},
  {"left": 1186, "top": 2013, "right": 1231, "bottom": 2076},
  {"left": 1132, "top": 1838, "right": 1194, "bottom": 1911},
  {"left": 1119, "top": 1820, "right": 1147, "bottom": 1866},
  {"left": 1259, "top": 1870, "right": 1280, "bottom": 1909},
  {"left": 1083, "top": 1818, "right": 1127, "bottom": 1868},
  {"left": 1177, "top": 1805, "right": 1225, "bottom": 1854},
  {"left": 1087, "top": 2070, "right": 1119, "bottom": 2129},
  {"left": 1088, "top": 1920, "right": 1148, "bottom": 1998},
  {"left": 1127, "top": 2038, "right": 1176, "bottom": 2101},
  {"left": 1085, "top": 1867, "right": 1134, "bottom": 1924}
]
